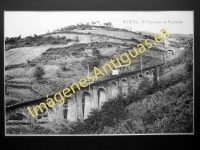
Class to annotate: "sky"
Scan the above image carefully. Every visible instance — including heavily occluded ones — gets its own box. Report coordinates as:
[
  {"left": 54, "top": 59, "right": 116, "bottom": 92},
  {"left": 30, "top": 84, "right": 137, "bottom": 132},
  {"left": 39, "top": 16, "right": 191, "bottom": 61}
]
[{"left": 5, "top": 11, "right": 193, "bottom": 38}]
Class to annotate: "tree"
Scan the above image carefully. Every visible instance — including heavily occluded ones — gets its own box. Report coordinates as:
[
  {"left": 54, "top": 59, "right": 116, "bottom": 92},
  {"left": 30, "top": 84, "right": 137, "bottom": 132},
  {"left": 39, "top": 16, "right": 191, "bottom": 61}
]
[
  {"left": 103, "top": 23, "right": 107, "bottom": 26},
  {"left": 34, "top": 34, "right": 38, "bottom": 38},
  {"left": 91, "top": 22, "right": 96, "bottom": 26},
  {"left": 18, "top": 35, "right": 21, "bottom": 40},
  {"left": 125, "top": 26, "right": 132, "bottom": 31},
  {"left": 96, "top": 21, "right": 101, "bottom": 26},
  {"left": 27, "top": 59, "right": 31, "bottom": 63},
  {"left": 107, "top": 22, "right": 113, "bottom": 27},
  {"left": 5, "top": 37, "right": 9, "bottom": 44},
  {"left": 34, "top": 65, "right": 45, "bottom": 80},
  {"left": 151, "top": 68, "right": 158, "bottom": 88}
]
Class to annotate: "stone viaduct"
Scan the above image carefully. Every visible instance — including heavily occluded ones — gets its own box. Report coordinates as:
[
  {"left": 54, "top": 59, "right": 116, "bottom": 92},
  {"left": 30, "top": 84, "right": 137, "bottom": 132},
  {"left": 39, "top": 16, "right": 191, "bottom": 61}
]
[
  {"left": 5, "top": 45, "right": 177, "bottom": 125},
  {"left": 6, "top": 62, "right": 168, "bottom": 125}
]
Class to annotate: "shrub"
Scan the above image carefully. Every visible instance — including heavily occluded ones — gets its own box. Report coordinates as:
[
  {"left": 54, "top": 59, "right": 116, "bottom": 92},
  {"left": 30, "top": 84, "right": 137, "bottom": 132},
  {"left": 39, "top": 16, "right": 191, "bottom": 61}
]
[
  {"left": 142, "top": 109, "right": 157, "bottom": 126},
  {"left": 66, "top": 39, "right": 72, "bottom": 42},
  {"left": 51, "top": 40, "right": 60, "bottom": 44},
  {"left": 138, "top": 77, "right": 153, "bottom": 96},
  {"left": 107, "top": 44, "right": 113, "bottom": 47},
  {"left": 185, "top": 60, "right": 193, "bottom": 76},
  {"left": 138, "top": 32, "right": 142, "bottom": 36},
  {"left": 68, "top": 120, "right": 88, "bottom": 134},
  {"left": 27, "top": 59, "right": 31, "bottom": 63},
  {"left": 122, "top": 43, "right": 126, "bottom": 46},
  {"left": 130, "top": 38, "right": 136, "bottom": 41},
  {"left": 61, "top": 64, "right": 70, "bottom": 71},
  {"left": 102, "top": 118, "right": 145, "bottom": 134},
  {"left": 75, "top": 36, "right": 80, "bottom": 42},
  {"left": 66, "top": 96, "right": 128, "bottom": 134},
  {"left": 99, "top": 98, "right": 128, "bottom": 129},
  {"left": 71, "top": 52, "right": 79, "bottom": 56},
  {"left": 34, "top": 65, "right": 45, "bottom": 81}
]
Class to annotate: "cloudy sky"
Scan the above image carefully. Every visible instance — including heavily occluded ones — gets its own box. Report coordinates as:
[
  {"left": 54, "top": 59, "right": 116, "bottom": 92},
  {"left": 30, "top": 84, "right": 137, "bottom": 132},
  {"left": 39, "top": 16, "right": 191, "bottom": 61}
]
[{"left": 5, "top": 11, "right": 193, "bottom": 38}]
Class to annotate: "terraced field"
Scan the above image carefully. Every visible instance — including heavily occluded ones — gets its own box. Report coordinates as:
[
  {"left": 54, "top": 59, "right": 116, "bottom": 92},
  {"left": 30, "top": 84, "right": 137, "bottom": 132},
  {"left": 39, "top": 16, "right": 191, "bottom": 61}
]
[{"left": 5, "top": 43, "right": 74, "bottom": 66}]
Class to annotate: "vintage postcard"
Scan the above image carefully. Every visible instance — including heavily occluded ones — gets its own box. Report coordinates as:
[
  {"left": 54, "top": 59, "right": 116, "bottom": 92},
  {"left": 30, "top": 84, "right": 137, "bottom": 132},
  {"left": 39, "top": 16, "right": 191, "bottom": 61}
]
[{"left": 5, "top": 11, "right": 194, "bottom": 135}]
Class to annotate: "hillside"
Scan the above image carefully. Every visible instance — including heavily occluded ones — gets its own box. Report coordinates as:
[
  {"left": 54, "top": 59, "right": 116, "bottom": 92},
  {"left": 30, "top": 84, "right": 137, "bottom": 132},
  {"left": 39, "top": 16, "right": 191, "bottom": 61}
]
[{"left": 5, "top": 24, "right": 192, "bottom": 106}]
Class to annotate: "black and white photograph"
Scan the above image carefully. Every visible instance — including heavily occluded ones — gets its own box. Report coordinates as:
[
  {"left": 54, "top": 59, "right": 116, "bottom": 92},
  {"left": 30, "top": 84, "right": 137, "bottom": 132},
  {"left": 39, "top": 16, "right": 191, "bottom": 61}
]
[{"left": 4, "top": 11, "right": 194, "bottom": 135}]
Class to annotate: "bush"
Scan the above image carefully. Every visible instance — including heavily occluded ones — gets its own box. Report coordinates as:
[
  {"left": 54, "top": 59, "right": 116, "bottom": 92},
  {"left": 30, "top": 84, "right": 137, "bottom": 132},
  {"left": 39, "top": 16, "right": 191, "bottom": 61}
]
[
  {"left": 122, "top": 43, "right": 127, "bottom": 46},
  {"left": 99, "top": 98, "right": 128, "bottom": 129},
  {"left": 138, "top": 77, "right": 153, "bottom": 96},
  {"left": 102, "top": 119, "right": 145, "bottom": 134},
  {"left": 34, "top": 65, "right": 45, "bottom": 80},
  {"left": 51, "top": 40, "right": 60, "bottom": 44},
  {"left": 71, "top": 52, "right": 79, "bottom": 56},
  {"left": 66, "top": 97, "right": 128, "bottom": 134},
  {"left": 75, "top": 36, "right": 79, "bottom": 42},
  {"left": 61, "top": 64, "right": 70, "bottom": 71},
  {"left": 66, "top": 39, "right": 72, "bottom": 42},
  {"left": 143, "top": 35, "right": 154, "bottom": 40},
  {"left": 107, "top": 44, "right": 113, "bottom": 47},
  {"left": 126, "top": 91, "right": 145, "bottom": 104},
  {"left": 185, "top": 60, "right": 193, "bottom": 77},
  {"left": 142, "top": 109, "right": 157, "bottom": 126},
  {"left": 27, "top": 59, "right": 31, "bottom": 63},
  {"left": 130, "top": 38, "right": 136, "bottom": 41}
]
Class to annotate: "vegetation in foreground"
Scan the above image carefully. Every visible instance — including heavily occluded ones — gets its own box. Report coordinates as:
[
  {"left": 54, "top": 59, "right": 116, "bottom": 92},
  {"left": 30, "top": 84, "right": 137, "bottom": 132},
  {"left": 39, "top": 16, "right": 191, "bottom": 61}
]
[{"left": 58, "top": 39, "right": 193, "bottom": 134}]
